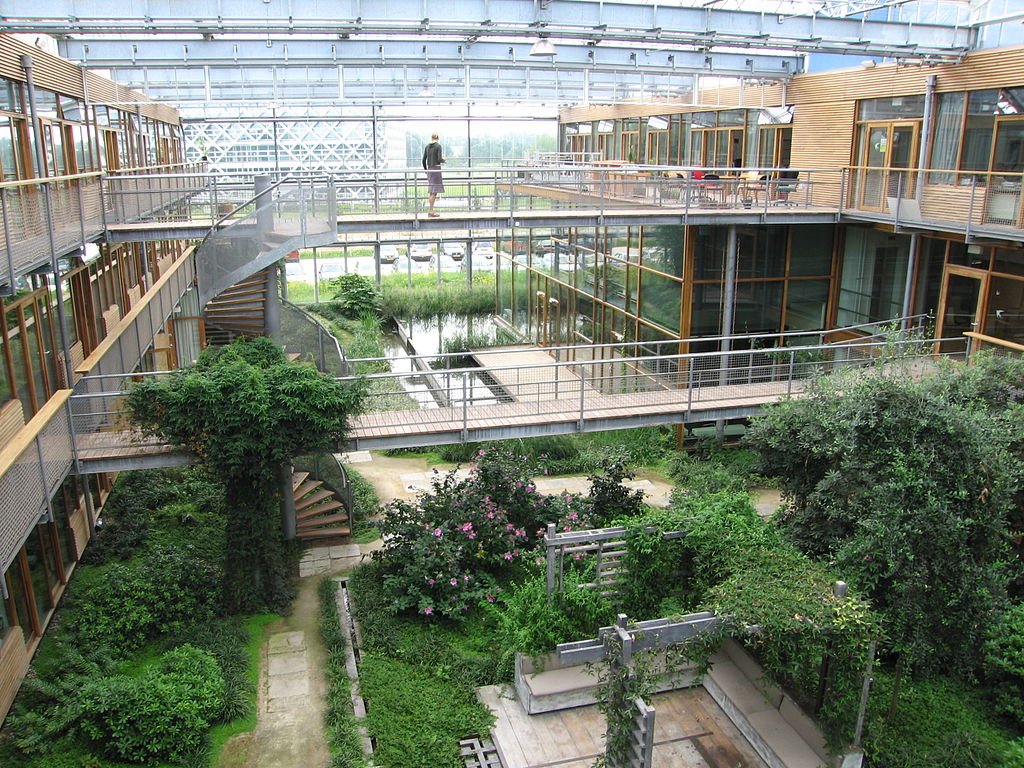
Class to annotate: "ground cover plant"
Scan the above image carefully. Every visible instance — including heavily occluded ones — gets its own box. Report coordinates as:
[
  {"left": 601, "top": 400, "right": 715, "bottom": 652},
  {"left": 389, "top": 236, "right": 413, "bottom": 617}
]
[
  {"left": 319, "top": 578, "right": 368, "bottom": 768},
  {"left": 0, "top": 468, "right": 276, "bottom": 768},
  {"left": 388, "top": 427, "right": 675, "bottom": 475}
]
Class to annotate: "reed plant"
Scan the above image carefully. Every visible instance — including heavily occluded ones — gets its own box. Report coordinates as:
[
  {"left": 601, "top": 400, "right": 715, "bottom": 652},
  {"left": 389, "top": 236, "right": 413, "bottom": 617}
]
[{"left": 379, "top": 278, "right": 495, "bottom": 321}]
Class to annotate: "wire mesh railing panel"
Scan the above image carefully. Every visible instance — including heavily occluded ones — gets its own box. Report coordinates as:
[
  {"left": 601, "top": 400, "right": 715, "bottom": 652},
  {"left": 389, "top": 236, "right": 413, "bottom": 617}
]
[
  {"left": 280, "top": 300, "right": 350, "bottom": 376},
  {"left": 0, "top": 395, "right": 74, "bottom": 572}
]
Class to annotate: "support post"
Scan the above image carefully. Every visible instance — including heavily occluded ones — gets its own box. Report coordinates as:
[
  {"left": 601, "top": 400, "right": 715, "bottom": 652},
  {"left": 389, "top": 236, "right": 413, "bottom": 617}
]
[
  {"left": 265, "top": 262, "right": 281, "bottom": 341},
  {"left": 281, "top": 464, "right": 297, "bottom": 540},
  {"left": 717, "top": 225, "right": 738, "bottom": 438}
]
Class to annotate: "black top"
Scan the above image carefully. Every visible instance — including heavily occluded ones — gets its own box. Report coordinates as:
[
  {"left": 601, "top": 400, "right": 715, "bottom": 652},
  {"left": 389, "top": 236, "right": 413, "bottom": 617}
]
[{"left": 422, "top": 141, "right": 444, "bottom": 169}]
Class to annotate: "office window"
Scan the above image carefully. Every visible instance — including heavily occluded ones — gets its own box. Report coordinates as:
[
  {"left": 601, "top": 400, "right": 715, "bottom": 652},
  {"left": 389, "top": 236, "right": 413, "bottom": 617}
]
[
  {"left": 23, "top": 527, "right": 55, "bottom": 627},
  {"left": 837, "top": 229, "right": 910, "bottom": 325},
  {"left": 859, "top": 95, "right": 925, "bottom": 120},
  {"left": 7, "top": 557, "right": 32, "bottom": 642},
  {"left": 929, "top": 92, "right": 965, "bottom": 183},
  {"left": 785, "top": 280, "right": 830, "bottom": 331}
]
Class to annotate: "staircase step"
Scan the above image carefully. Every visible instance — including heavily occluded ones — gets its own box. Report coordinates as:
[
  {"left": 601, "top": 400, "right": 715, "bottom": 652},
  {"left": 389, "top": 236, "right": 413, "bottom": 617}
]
[
  {"left": 295, "top": 489, "right": 334, "bottom": 511},
  {"left": 297, "top": 512, "right": 350, "bottom": 528},
  {"left": 296, "top": 499, "right": 345, "bottom": 521},
  {"left": 291, "top": 471, "right": 310, "bottom": 490},
  {"left": 295, "top": 526, "right": 351, "bottom": 540},
  {"left": 293, "top": 479, "right": 324, "bottom": 498}
]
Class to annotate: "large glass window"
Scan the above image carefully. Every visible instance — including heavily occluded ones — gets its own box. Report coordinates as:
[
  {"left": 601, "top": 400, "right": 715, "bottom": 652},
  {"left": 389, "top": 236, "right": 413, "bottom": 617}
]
[
  {"left": 837, "top": 228, "right": 910, "bottom": 325},
  {"left": 986, "top": 275, "right": 1024, "bottom": 344},
  {"left": 24, "top": 527, "right": 56, "bottom": 627},
  {"left": 785, "top": 280, "right": 830, "bottom": 331}
]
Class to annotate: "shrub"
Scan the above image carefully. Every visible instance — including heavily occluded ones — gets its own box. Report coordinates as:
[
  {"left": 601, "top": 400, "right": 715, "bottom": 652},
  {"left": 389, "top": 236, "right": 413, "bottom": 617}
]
[
  {"left": 165, "top": 617, "right": 255, "bottom": 723},
  {"left": 328, "top": 274, "right": 382, "bottom": 318},
  {"left": 78, "top": 645, "right": 224, "bottom": 764},
  {"left": 371, "top": 470, "right": 531, "bottom": 618},
  {"left": 586, "top": 453, "right": 646, "bottom": 526},
  {"left": 68, "top": 546, "right": 220, "bottom": 653},
  {"left": 983, "top": 602, "right": 1024, "bottom": 723}
]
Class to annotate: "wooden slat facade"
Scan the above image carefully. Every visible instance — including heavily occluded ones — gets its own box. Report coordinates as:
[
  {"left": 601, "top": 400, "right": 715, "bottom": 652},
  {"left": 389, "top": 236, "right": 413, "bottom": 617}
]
[{"left": 0, "top": 35, "right": 180, "bottom": 124}]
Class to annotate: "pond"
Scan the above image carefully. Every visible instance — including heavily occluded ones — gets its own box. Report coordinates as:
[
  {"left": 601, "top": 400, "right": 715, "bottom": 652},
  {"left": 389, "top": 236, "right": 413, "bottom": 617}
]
[{"left": 382, "top": 314, "right": 508, "bottom": 409}]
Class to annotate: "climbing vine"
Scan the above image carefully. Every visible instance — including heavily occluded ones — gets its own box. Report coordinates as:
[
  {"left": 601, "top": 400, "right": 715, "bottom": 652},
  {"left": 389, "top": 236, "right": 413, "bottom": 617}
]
[
  {"left": 126, "top": 336, "right": 366, "bottom": 612},
  {"left": 591, "top": 632, "right": 657, "bottom": 768}
]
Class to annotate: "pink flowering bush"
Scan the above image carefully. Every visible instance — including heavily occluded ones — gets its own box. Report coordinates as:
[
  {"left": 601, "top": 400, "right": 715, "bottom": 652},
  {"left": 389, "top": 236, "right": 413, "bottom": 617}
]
[{"left": 371, "top": 459, "right": 535, "bottom": 619}]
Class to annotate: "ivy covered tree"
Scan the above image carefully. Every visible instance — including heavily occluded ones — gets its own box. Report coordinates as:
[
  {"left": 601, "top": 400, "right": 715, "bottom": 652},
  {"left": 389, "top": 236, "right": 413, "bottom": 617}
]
[
  {"left": 745, "top": 354, "right": 1024, "bottom": 677},
  {"left": 126, "top": 336, "right": 365, "bottom": 613}
]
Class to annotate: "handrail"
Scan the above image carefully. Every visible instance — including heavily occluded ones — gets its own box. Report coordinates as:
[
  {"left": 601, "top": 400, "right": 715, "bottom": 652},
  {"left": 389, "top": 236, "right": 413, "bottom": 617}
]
[
  {"left": 343, "top": 335, "right": 955, "bottom": 384},
  {"left": 964, "top": 331, "right": 1024, "bottom": 353},
  {"left": 0, "top": 390, "right": 72, "bottom": 478},
  {"left": 342, "top": 315, "right": 929, "bottom": 368},
  {"left": 0, "top": 171, "right": 103, "bottom": 190}
]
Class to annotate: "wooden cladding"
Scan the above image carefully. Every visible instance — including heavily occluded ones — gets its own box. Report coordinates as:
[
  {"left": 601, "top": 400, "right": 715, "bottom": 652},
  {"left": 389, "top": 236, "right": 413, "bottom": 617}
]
[
  {"left": 790, "top": 101, "right": 857, "bottom": 170},
  {"left": 0, "top": 35, "right": 179, "bottom": 125}
]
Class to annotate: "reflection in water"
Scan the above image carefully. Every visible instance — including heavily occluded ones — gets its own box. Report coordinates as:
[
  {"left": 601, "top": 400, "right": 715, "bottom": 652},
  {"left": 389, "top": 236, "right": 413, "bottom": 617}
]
[{"left": 382, "top": 315, "right": 502, "bottom": 408}]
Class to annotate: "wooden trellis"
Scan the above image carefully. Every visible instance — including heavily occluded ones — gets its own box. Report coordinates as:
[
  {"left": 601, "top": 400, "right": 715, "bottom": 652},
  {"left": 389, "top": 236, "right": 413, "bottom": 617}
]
[
  {"left": 544, "top": 523, "right": 687, "bottom": 600},
  {"left": 556, "top": 613, "right": 720, "bottom": 768}
]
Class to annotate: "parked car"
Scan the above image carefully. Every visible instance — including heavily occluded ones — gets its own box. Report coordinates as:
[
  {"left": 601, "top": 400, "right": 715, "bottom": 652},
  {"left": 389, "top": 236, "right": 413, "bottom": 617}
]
[
  {"left": 441, "top": 242, "right": 465, "bottom": 260},
  {"left": 409, "top": 243, "right": 435, "bottom": 262},
  {"left": 318, "top": 261, "right": 344, "bottom": 280},
  {"left": 379, "top": 244, "right": 400, "bottom": 264},
  {"left": 285, "top": 261, "right": 306, "bottom": 280},
  {"left": 472, "top": 243, "right": 496, "bottom": 260}
]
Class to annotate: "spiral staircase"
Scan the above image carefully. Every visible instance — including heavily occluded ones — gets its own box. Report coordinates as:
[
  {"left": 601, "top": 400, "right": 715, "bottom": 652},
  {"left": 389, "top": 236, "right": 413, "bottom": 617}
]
[{"left": 291, "top": 469, "right": 351, "bottom": 542}]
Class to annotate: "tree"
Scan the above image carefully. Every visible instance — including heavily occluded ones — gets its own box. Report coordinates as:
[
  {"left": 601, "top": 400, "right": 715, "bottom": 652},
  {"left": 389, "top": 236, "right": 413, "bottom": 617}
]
[
  {"left": 126, "top": 337, "right": 365, "bottom": 612},
  {"left": 745, "top": 356, "right": 1024, "bottom": 677}
]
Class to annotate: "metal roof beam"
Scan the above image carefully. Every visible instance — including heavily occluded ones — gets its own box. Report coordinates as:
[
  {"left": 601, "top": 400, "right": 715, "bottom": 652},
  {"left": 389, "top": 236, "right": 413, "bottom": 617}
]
[
  {"left": 63, "top": 38, "right": 801, "bottom": 78},
  {"left": 2, "top": 0, "right": 975, "bottom": 59}
]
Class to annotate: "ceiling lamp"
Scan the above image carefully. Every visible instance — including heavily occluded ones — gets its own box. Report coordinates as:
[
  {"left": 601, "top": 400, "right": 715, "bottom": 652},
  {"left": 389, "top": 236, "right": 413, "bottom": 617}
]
[{"left": 530, "top": 37, "right": 556, "bottom": 56}]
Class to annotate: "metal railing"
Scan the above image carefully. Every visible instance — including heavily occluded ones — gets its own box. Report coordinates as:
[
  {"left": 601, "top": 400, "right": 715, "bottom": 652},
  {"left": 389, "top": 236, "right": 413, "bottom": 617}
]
[
  {"left": 281, "top": 298, "right": 351, "bottom": 377},
  {"left": 842, "top": 166, "right": 1024, "bottom": 239},
  {"left": 340, "top": 335, "right": 966, "bottom": 430},
  {"left": 0, "top": 162, "right": 206, "bottom": 291},
  {"left": 329, "top": 164, "right": 843, "bottom": 219}
]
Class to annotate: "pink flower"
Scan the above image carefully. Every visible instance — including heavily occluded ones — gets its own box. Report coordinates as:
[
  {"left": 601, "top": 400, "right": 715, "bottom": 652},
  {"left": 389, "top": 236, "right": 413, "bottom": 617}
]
[
  {"left": 427, "top": 578, "right": 435, "bottom": 585},
  {"left": 486, "top": 595, "right": 496, "bottom": 603},
  {"left": 450, "top": 578, "right": 458, "bottom": 586},
  {"left": 423, "top": 606, "right": 433, "bottom": 615},
  {"left": 485, "top": 512, "right": 495, "bottom": 519},
  {"left": 433, "top": 528, "right": 443, "bottom": 537},
  {"left": 503, "top": 552, "right": 514, "bottom": 560}
]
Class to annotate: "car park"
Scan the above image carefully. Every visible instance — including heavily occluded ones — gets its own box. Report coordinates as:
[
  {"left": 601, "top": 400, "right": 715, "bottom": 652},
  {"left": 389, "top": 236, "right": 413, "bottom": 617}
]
[{"left": 379, "top": 244, "right": 400, "bottom": 263}]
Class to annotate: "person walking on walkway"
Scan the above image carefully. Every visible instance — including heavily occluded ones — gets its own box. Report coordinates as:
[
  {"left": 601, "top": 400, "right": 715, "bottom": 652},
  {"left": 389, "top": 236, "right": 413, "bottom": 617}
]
[{"left": 422, "top": 133, "right": 446, "bottom": 217}]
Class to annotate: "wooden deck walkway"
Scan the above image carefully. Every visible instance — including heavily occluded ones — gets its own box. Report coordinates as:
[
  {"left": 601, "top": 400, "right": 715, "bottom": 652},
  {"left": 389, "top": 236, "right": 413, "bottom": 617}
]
[
  {"left": 478, "top": 684, "right": 764, "bottom": 768},
  {"left": 70, "top": 376, "right": 797, "bottom": 469},
  {"left": 348, "top": 377, "right": 797, "bottom": 446},
  {"left": 470, "top": 346, "right": 600, "bottom": 401}
]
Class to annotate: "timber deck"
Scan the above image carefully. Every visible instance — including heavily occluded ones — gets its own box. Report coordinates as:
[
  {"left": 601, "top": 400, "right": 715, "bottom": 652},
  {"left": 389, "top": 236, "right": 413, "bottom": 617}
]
[{"left": 478, "top": 684, "right": 765, "bottom": 768}]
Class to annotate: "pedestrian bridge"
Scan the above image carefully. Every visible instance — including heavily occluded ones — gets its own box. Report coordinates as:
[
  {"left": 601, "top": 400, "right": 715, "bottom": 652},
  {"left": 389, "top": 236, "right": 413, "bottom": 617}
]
[{"left": 69, "top": 331, "right": 963, "bottom": 471}]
